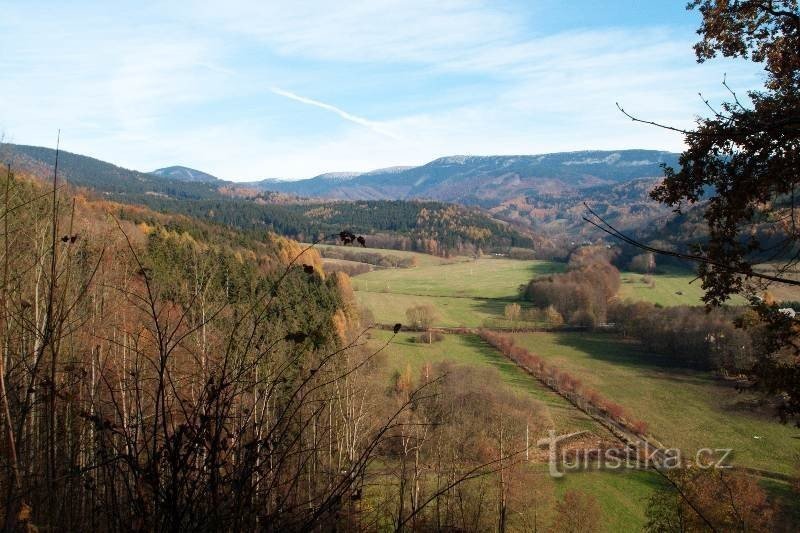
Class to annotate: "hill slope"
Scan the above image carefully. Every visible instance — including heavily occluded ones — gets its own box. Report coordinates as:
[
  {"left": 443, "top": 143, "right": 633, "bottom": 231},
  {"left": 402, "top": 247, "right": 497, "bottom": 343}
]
[{"left": 2, "top": 143, "right": 219, "bottom": 199}]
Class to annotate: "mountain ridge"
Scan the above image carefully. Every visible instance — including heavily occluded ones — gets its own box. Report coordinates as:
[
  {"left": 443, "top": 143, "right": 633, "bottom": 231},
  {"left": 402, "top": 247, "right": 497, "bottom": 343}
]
[
  {"left": 3, "top": 143, "right": 677, "bottom": 203},
  {"left": 0, "top": 143, "right": 678, "bottom": 246},
  {"left": 242, "top": 149, "right": 679, "bottom": 204}
]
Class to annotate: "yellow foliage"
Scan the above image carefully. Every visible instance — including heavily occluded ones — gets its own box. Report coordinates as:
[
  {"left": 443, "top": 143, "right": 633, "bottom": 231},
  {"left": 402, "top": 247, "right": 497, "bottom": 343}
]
[
  {"left": 331, "top": 309, "right": 348, "bottom": 342},
  {"left": 464, "top": 226, "right": 492, "bottom": 240}
]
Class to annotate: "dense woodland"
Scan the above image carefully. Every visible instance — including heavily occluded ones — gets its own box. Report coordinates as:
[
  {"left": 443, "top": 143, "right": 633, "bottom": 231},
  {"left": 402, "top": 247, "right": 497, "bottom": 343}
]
[
  {"left": 137, "top": 199, "right": 535, "bottom": 257},
  {"left": 522, "top": 245, "right": 789, "bottom": 380}
]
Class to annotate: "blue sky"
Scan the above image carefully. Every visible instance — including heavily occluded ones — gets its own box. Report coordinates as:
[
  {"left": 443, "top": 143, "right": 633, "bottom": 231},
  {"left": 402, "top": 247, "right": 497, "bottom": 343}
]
[{"left": 0, "top": 1, "right": 764, "bottom": 180}]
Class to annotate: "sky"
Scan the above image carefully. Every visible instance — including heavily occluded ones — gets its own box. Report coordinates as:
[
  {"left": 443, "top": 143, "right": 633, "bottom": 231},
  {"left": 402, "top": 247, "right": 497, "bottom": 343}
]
[{"left": 0, "top": 1, "right": 765, "bottom": 181}]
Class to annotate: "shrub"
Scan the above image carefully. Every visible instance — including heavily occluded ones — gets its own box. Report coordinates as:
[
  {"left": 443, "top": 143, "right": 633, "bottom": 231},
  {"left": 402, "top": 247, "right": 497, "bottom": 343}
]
[
  {"left": 553, "top": 490, "right": 601, "bottom": 533},
  {"left": 569, "top": 309, "right": 597, "bottom": 329},
  {"left": 629, "top": 252, "right": 656, "bottom": 273},
  {"left": 631, "top": 419, "right": 649, "bottom": 435},
  {"left": 504, "top": 302, "right": 522, "bottom": 322},
  {"left": 405, "top": 304, "right": 439, "bottom": 330},
  {"left": 544, "top": 305, "right": 564, "bottom": 326},
  {"left": 413, "top": 330, "right": 444, "bottom": 344},
  {"left": 604, "top": 401, "right": 626, "bottom": 422}
]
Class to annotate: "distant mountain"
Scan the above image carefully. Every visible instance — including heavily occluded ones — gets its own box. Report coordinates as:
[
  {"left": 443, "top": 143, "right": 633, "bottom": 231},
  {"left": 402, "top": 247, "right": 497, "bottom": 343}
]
[
  {"left": 1, "top": 142, "right": 537, "bottom": 255},
  {"left": 1, "top": 142, "right": 685, "bottom": 253},
  {"left": 1, "top": 143, "right": 219, "bottom": 199},
  {"left": 152, "top": 166, "right": 221, "bottom": 183},
  {"left": 248, "top": 150, "right": 680, "bottom": 205}
]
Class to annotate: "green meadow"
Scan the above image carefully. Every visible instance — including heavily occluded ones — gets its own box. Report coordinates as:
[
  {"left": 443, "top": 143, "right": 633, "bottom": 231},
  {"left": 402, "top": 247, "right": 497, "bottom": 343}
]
[
  {"left": 356, "top": 291, "right": 519, "bottom": 328},
  {"left": 369, "top": 329, "right": 600, "bottom": 433},
  {"left": 352, "top": 257, "right": 559, "bottom": 328},
  {"left": 617, "top": 266, "right": 747, "bottom": 306},
  {"left": 511, "top": 331, "right": 800, "bottom": 475},
  {"left": 347, "top": 248, "right": 798, "bottom": 528},
  {"left": 351, "top": 257, "right": 561, "bottom": 298}
]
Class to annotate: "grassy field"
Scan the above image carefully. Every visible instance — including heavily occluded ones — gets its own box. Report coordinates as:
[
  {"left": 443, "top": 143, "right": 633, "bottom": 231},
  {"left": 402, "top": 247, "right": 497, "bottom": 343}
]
[
  {"left": 337, "top": 247, "right": 771, "bottom": 327},
  {"left": 554, "top": 469, "right": 665, "bottom": 531},
  {"left": 618, "top": 264, "right": 800, "bottom": 306},
  {"left": 351, "top": 255, "right": 753, "bottom": 328},
  {"left": 331, "top": 245, "right": 796, "bottom": 309},
  {"left": 352, "top": 257, "right": 561, "bottom": 298},
  {"left": 356, "top": 291, "right": 524, "bottom": 328},
  {"left": 512, "top": 331, "right": 800, "bottom": 475},
  {"left": 312, "top": 243, "right": 462, "bottom": 267},
  {"left": 350, "top": 250, "right": 799, "bottom": 473},
  {"left": 618, "top": 266, "right": 749, "bottom": 306},
  {"left": 352, "top": 257, "right": 560, "bottom": 328},
  {"left": 343, "top": 247, "right": 797, "bottom": 525}
]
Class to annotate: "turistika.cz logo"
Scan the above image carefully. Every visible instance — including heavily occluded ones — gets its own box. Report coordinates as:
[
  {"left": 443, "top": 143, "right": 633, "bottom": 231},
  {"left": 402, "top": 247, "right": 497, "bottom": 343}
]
[{"left": 536, "top": 430, "right": 732, "bottom": 478}]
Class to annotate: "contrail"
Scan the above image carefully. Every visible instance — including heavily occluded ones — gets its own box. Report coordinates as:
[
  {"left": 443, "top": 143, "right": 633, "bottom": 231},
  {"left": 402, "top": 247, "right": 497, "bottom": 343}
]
[{"left": 271, "top": 87, "right": 399, "bottom": 140}]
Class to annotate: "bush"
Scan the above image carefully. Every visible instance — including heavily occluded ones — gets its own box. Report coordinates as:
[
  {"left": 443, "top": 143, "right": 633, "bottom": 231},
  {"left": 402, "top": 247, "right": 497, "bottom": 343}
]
[
  {"left": 631, "top": 419, "right": 649, "bottom": 435},
  {"left": 569, "top": 309, "right": 598, "bottom": 329},
  {"left": 508, "top": 247, "right": 537, "bottom": 260},
  {"left": 412, "top": 331, "right": 444, "bottom": 344},
  {"left": 504, "top": 302, "right": 522, "bottom": 322},
  {"left": 628, "top": 252, "right": 656, "bottom": 273},
  {"left": 405, "top": 304, "right": 439, "bottom": 330},
  {"left": 544, "top": 305, "right": 564, "bottom": 326},
  {"left": 553, "top": 490, "right": 601, "bottom": 533}
]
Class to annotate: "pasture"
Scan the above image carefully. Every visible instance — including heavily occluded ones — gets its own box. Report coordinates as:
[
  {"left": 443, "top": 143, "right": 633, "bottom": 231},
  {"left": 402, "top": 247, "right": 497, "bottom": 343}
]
[
  {"left": 351, "top": 257, "right": 560, "bottom": 298},
  {"left": 511, "top": 331, "right": 800, "bottom": 475},
  {"left": 342, "top": 247, "right": 798, "bottom": 526},
  {"left": 617, "top": 266, "right": 746, "bottom": 306},
  {"left": 368, "top": 329, "right": 601, "bottom": 433},
  {"left": 352, "top": 257, "right": 559, "bottom": 328},
  {"left": 355, "top": 291, "right": 518, "bottom": 328}
]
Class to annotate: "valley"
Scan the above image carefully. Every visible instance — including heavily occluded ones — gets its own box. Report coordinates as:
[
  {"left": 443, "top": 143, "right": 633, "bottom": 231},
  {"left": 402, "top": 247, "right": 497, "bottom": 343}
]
[
  {"left": 341, "top": 245, "right": 800, "bottom": 528},
  {"left": 4, "top": 1, "right": 799, "bottom": 530},
  {"left": 2, "top": 144, "right": 798, "bottom": 530}
]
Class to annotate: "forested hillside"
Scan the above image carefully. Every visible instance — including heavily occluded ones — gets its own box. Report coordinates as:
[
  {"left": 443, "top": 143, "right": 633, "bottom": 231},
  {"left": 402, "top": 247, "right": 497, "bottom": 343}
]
[
  {"left": 3, "top": 144, "right": 219, "bottom": 199},
  {"left": 140, "top": 197, "right": 537, "bottom": 256},
  {"left": 1, "top": 144, "right": 538, "bottom": 257},
  {"left": 0, "top": 165, "right": 564, "bottom": 531}
]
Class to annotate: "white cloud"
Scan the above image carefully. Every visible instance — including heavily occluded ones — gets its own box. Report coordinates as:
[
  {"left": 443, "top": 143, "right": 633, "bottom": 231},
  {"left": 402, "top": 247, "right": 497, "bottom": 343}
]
[
  {"left": 182, "top": 0, "right": 518, "bottom": 65},
  {"left": 0, "top": 1, "right": 766, "bottom": 179},
  {"left": 270, "top": 87, "right": 400, "bottom": 139}
]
